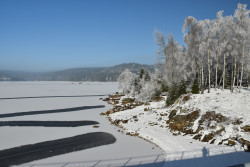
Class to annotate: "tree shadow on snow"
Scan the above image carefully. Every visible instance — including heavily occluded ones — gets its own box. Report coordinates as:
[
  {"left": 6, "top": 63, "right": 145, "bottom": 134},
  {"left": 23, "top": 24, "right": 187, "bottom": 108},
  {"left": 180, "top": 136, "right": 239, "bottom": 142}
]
[
  {"left": 0, "top": 105, "right": 105, "bottom": 118},
  {"left": 0, "top": 132, "right": 116, "bottom": 167},
  {"left": 0, "top": 120, "right": 99, "bottom": 127},
  {"left": 0, "top": 94, "right": 107, "bottom": 100}
]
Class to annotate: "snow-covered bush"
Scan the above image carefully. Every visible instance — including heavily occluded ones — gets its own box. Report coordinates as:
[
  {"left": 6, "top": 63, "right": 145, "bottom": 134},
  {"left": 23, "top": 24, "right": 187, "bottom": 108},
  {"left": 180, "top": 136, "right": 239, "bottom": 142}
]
[
  {"left": 117, "top": 68, "right": 163, "bottom": 102},
  {"left": 117, "top": 69, "right": 137, "bottom": 95}
]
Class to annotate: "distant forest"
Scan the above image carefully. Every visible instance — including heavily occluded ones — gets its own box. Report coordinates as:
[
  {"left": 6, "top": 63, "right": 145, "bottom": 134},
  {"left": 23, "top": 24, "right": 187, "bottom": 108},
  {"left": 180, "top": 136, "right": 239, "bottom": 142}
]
[{"left": 0, "top": 63, "right": 154, "bottom": 82}]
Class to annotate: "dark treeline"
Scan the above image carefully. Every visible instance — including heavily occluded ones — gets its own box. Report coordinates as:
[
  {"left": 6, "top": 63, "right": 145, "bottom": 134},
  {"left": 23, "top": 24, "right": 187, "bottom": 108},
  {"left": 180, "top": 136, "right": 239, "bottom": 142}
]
[{"left": 0, "top": 63, "right": 154, "bottom": 82}]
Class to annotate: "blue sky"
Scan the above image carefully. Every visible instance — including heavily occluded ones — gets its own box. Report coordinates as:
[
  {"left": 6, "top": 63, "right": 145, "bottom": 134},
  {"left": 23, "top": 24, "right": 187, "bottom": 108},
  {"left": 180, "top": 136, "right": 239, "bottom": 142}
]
[{"left": 0, "top": 0, "right": 249, "bottom": 72}]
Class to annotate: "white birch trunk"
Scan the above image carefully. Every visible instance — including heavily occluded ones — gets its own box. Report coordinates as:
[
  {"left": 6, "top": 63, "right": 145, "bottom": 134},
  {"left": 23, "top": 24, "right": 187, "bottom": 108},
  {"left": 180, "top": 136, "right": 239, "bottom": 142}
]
[
  {"left": 232, "top": 55, "right": 237, "bottom": 92},
  {"left": 239, "top": 39, "right": 244, "bottom": 93},
  {"left": 208, "top": 48, "right": 211, "bottom": 93},
  {"left": 215, "top": 47, "right": 219, "bottom": 91},
  {"left": 201, "top": 65, "right": 204, "bottom": 94},
  {"left": 237, "top": 64, "right": 239, "bottom": 88},
  {"left": 223, "top": 52, "right": 226, "bottom": 91},
  {"left": 231, "top": 56, "right": 234, "bottom": 92}
]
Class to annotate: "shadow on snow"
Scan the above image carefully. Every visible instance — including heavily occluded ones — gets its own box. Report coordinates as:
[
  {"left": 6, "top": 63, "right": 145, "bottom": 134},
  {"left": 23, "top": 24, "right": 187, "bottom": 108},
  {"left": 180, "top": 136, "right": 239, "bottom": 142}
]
[
  {"left": 0, "top": 94, "right": 107, "bottom": 100},
  {"left": 0, "top": 105, "right": 105, "bottom": 118},
  {"left": 15, "top": 147, "right": 250, "bottom": 167},
  {"left": 0, "top": 120, "right": 99, "bottom": 127},
  {"left": 0, "top": 132, "right": 116, "bottom": 167}
]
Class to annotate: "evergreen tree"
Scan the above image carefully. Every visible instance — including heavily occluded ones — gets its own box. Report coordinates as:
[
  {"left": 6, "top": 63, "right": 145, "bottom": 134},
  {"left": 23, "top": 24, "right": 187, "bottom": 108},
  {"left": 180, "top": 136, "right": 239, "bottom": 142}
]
[
  {"left": 166, "top": 83, "right": 179, "bottom": 106},
  {"left": 144, "top": 71, "right": 151, "bottom": 81},
  {"left": 178, "top": 79, "right": 187, "bottom": 96},
  {"left": 191, "top": 79, "right": 200, "bottom": 94},
  {"left": 139, "top": 69, "right": 145, "bottom": 79}
]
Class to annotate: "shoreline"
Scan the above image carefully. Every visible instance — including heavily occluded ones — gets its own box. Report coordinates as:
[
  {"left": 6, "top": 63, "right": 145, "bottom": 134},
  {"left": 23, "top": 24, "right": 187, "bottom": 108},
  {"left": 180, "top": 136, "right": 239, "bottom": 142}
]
[{"left": 102, "top": 92, "right": 250, "bottom": 166}]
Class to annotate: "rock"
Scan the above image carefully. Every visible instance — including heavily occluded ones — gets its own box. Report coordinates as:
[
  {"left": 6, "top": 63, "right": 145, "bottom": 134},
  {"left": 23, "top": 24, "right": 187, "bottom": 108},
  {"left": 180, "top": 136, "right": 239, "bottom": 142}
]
[
  {"left": 241, "top": 125, "right": 250, "bottom": 132},
  {"left": 238, "top": 138, "right": 250, "bottom": 152},
  {"left": 109, "top": 109, "right": 115, "bottom": 114},
  {"left": 109, "top": 94, "right": 123, "bottom": 99},
  {"left": 193, "top": 134, "right": 202, "bottom": 140},
  {"left": 215, "top": 125, "right": 225, "bottom": 135},
  {"left": 102, "top": 97, "right": 110, "bottom": 101},
  {"left": 160, "top": 113, "right": 168, "bottom": 116},
  {"left": 210, "top": 139, "right": 216, "bottom": 144},
  {"left": 169, "top": 110, "right": 177, "bottom": 119},
  {"left": 93, "top": 125, "right": 99, "bottom": 128},
  {"left": 122, "top": 98, "right": 135, "bottom": 105},
  {"left": 186, "top": 110, "right": 200, "bottom": 122},
  {"left": 227, "top": 140, "right": 236, "bottom": 146},
  {"left": 183, "top": 95, "right": 191, "bottom": 102},
  {"left": 201, "top": 133, "right": 214, "bottom": 142},
  {"left": 121, "top": 120, "right": 128, "bottom": 124},
  {"left": 232, "top": 119, "right": 243, "bottom": 125},
  {"left": 199, "top": 111, "right": 227, "bottom": 124},
  {"left": 126, "top": 132, "right": 139, "bottom": 136},
  {"left": 168, "top": 111, "right": 199, "bottom": 133},
  {"left": 126, "top": 132, "right": 131, "bottom": 135}
]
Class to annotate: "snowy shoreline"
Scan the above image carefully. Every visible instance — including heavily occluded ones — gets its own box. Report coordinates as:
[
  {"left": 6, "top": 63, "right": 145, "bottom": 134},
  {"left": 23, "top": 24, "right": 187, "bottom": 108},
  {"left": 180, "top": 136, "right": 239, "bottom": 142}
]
[{"left": 103, "top": 88, "right": 250, "bottom": 167}]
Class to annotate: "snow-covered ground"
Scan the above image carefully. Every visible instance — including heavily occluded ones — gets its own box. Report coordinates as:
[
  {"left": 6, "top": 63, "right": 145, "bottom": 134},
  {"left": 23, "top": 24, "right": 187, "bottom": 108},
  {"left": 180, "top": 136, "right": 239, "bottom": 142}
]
[
  {"left": 109, "top": 88, "right": 250, "bottom": 167},
  {"left": 0, "top": 81, "right": 165, "bottom": 167}
]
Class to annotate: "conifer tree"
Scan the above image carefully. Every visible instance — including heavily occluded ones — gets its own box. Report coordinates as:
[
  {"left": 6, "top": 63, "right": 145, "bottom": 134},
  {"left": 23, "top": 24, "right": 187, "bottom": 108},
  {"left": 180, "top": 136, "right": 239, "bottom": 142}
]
[{"left": 192, "top": 79, "right": 200, "bottom": 94}]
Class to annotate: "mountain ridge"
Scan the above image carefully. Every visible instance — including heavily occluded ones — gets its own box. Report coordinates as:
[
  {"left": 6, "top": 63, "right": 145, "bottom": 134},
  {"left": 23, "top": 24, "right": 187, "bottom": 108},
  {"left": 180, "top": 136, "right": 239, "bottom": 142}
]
[{"left": 0, "top": 63, "right": 154, "bottom": 82}]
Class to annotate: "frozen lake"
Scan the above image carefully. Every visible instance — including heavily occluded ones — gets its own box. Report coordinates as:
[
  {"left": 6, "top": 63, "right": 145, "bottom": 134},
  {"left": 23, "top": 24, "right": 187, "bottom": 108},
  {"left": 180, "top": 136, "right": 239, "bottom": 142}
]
[{"left": 0, "top": 81, "right": 164, "bottom": 167}]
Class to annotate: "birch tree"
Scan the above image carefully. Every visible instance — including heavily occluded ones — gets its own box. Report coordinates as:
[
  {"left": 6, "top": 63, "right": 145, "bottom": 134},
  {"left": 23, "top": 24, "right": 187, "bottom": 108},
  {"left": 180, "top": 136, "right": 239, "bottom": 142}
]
[
  {"left": 234, "top": 3, "right": 250, "bottom": 92},
  {"left": 183, "top": 17, "right": 204, "bottom": 93}
]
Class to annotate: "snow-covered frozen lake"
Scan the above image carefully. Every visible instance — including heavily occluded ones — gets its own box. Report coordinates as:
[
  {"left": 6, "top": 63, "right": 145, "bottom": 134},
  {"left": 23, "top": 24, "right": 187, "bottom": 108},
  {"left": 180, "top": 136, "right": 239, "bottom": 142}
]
[{"left": 0, "top": 81, "right": 165, "bottom": 167}]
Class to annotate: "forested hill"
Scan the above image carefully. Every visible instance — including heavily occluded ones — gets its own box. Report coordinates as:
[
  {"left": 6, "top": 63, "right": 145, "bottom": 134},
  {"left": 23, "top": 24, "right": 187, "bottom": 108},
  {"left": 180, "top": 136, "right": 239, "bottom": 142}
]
[{"left": 0, "top": 63, "right": 154, "bottom": 82}]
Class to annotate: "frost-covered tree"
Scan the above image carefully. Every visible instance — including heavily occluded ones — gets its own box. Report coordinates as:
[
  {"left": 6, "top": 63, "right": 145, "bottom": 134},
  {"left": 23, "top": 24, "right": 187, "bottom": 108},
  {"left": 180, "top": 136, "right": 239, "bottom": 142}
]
[
  {"left": 234, "top": 3, "right": 250, "bottom": 92},
  {"left": 183, "top": 16, "right": 205, "bottom": 93},
  {"left": 117, "top": 69, "right": 137, "bottom": 95},
  {"left": 117, "top": 69, "right": 164, "bottom": 102}
]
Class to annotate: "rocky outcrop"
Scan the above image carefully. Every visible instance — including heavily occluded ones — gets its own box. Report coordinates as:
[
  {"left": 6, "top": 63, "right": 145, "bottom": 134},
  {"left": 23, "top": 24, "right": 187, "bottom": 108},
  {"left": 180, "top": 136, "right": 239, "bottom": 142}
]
[
  {"left": 164, "top": 95, "right": 250, "bottom": 152},
  {"left": 100, "top": 93, "right": 143, "bottom": 116}
]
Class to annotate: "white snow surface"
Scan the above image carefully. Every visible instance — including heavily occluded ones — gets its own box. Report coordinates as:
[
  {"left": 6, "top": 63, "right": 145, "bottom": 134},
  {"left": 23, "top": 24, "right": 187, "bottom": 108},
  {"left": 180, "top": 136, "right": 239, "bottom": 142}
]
[
  {"left": 0, "top": 82, "right": 165, "bottom": 167},
  {"left": 110, "top": 89, "right": 250, "bottom": 167}
]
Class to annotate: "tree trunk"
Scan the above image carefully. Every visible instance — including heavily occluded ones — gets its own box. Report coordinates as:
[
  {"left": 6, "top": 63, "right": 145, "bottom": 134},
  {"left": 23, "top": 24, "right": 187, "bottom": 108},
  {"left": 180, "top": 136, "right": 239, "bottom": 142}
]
[
  {"left": 219, "top": 75, "right": 223, "bottom": 89},
  {"left": 231, "top": 55, "right": 234, "bottom": 92},
  {"left": 208, "top": 48, "right": 211, "bottom": 93},
  {"left": 232, "top": 55, "right": 237, "bottom": 92},
  {"left": 239, "top": 39, "right": 245, "bottom": 93},
  {"left": 198, "top": 68, "right": 201, "bottom": 93},
  {"left": 215, "top": 47, "right": 219, "bottom": 91},
  {"left": 201, "top": 65, "right": 204, "bottom": 94},
  {"left": 237, "top": 64, "right": 239, "bottom": 88},
  {"left": 247, "top": 71, "right": 249, "bottom": 88},
  {"left": 223, "top": 52, "right": 226, "bottom": 91},
  {"left": 204, "top": 76, "right": 207, "bottom": 92}
]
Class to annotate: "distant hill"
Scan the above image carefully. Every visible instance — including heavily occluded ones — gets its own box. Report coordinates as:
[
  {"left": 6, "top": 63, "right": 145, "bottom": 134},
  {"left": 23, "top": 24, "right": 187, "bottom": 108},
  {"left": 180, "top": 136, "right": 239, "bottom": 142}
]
[{"left": 0, "top": 63, "right": 154, "bottom": 82}]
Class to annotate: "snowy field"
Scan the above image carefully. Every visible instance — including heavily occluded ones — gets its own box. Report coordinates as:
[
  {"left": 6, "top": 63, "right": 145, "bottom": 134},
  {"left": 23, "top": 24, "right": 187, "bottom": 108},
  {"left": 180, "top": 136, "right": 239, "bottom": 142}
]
[
  {"left": 0, "top": 82, "right": 165, "bottom": 167},
  {"left": 110, "top": 88, "right": 250, "bottom": 167}
]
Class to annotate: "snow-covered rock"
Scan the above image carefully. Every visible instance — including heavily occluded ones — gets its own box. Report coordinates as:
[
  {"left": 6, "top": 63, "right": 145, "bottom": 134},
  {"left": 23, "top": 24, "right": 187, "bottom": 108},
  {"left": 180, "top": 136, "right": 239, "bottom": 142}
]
[{"left": 104, "top": 88, "right": 250, "bottom": 166}]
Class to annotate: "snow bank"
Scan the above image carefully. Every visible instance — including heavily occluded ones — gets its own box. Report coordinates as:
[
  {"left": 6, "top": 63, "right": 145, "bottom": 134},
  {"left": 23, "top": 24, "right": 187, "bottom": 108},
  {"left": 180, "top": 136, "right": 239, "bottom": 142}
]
[{"left": 107, "top": 88, "right": 250, "bottom": 167}]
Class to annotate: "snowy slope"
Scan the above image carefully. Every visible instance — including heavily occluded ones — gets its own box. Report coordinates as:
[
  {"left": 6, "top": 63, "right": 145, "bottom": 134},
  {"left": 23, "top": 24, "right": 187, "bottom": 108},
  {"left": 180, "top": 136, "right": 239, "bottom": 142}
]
[{"left": 108, "top": 88, "right": 250, "bottom": 167}]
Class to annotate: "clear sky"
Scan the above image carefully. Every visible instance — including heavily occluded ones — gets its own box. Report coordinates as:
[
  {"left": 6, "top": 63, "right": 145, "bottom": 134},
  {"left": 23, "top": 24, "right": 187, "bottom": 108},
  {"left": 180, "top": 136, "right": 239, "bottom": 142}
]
[{"left": 0, "top": 0, "right": 249, "bottom": 72}]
